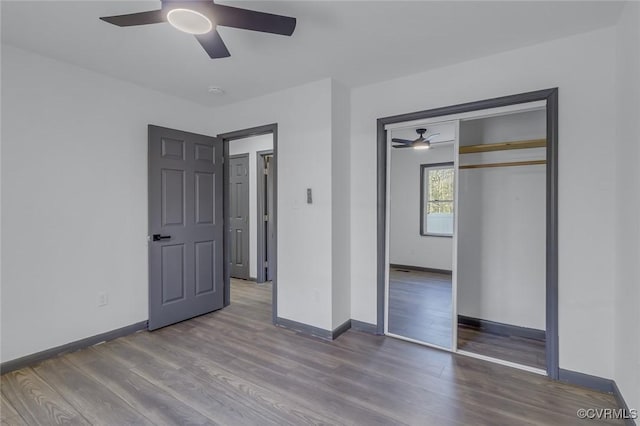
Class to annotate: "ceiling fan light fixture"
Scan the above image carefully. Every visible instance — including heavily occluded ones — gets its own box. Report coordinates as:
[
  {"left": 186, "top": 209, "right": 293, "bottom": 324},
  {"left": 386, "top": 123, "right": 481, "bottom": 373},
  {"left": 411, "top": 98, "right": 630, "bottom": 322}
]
[
  {"left": 167, "top": 8, "right": 213, "bottom": 35},
  {"left": 414, "top": 145, "right": 430, "bottom": 150}
]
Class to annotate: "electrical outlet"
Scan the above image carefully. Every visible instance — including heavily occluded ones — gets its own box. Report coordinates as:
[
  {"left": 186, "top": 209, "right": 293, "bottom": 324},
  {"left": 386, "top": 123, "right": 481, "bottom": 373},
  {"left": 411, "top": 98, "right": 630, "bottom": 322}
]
[{"left": 98, "top": 292, "right": 108, "bottom": 307}]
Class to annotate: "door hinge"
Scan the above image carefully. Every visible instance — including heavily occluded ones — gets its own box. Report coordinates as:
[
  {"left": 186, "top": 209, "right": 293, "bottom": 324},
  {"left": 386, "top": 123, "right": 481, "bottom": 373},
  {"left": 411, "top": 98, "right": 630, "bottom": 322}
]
[
  {"left": 264, "top": 214, "right": 269, "bottom": 221},
  {"left": 264, "top": 168, "right": 268, "bottom": 175},
  {"left": 264, "top": 261, "right": 269, "bottom": 268}
]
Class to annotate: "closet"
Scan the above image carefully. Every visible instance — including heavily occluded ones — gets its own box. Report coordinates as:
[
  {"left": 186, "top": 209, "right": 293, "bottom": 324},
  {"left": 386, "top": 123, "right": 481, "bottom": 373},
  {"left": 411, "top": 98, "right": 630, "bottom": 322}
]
[{"left": 382, "top": 97, "right": 553, "bottom": 374}]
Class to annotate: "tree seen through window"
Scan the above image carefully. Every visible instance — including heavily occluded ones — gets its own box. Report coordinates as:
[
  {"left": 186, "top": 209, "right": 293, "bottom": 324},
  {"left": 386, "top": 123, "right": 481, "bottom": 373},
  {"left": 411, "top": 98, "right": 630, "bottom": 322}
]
[{"left": 421, "top": 164, "right": 454, "bottom": 236}]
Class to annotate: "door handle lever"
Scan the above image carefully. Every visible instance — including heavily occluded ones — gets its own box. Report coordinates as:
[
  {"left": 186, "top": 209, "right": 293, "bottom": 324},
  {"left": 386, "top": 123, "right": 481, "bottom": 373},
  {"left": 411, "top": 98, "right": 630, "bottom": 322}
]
[{"left": 152, "top": 234, "right": 171, "bottom": 241}]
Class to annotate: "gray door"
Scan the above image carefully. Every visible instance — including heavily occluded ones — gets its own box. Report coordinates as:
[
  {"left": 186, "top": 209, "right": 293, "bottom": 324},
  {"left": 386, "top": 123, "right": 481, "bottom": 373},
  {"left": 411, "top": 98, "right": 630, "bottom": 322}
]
[
  {"left": 229, "top": 154, "right": 250, "bottom": 279},
  {"left": 265, "top": 155, "right": 275, "bottom": 281},
  {"left": 148, "top": 125, "right": 223, "bottom": 331}
]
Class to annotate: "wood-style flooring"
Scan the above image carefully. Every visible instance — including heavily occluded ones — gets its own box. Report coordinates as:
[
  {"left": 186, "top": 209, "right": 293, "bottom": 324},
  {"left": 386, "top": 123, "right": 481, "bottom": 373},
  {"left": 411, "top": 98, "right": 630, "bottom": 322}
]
[{"left": 1, "top": 279, "right": 622, "bottom": 425}]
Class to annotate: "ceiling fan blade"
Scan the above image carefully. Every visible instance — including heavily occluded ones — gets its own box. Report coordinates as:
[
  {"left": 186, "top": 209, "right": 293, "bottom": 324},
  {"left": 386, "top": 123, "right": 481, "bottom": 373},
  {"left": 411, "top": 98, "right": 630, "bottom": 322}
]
[
  {"left": 211, "top": 4, "right": 296, "bottom": 36},
  {"left": 391, "top": 138, "right": 413, "bottom": 145},
  {"left": 425, "top": 133, "right": 441, "bottom": 141},
  {"left": 100, "top": 10, "right": 165, "bottom": 27},
  {"left": 392, "top": 145, "right": 413, "bottom": 149},
  {"left": 195, "top": 29, "right": 231, "bottom": 58}
]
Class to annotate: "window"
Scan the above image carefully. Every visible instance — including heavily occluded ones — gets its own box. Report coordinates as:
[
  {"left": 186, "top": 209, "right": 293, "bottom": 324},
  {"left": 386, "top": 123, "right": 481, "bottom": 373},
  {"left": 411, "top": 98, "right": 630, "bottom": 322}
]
[{"left": 420, "top": 163, "right": 454, "bottom": 236}]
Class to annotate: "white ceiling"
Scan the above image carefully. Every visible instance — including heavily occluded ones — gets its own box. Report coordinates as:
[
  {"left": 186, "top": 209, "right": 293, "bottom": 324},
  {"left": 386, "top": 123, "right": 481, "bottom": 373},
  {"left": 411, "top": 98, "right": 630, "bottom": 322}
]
[{"left": 1, "top": 1, "right": 624, "bottom": 107}]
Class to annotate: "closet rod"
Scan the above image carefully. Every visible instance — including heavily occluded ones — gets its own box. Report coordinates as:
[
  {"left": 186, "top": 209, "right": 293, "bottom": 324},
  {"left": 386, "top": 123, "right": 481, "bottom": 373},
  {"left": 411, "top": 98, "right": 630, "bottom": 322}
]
[
  {"left": 459, "top": 160, "right": 546, "bottom": 170},
  {"left": 459, "top": 138, "right": 546, "bottom": 154}
]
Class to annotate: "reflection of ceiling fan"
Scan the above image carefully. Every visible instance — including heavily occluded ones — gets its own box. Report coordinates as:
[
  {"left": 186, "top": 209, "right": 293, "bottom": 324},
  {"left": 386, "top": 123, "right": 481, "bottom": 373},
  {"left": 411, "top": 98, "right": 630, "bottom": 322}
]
[
  {"left": 100, "top": 0, "right": 296, "bottom": 59},
  {"left": 392, "top": 128, "right": 440, "bottom": 150}
]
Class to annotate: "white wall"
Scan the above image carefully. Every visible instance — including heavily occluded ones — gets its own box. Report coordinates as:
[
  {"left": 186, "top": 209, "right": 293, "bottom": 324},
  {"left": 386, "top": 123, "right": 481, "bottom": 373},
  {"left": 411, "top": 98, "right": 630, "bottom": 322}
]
[
  {"left": 0, "top": 45, "right": 213, "bottom": 363},
  {"left": 350, "top": 27, "right": 617, "bottom": 378},
  {"left": 457, "top": 111, "right": 546, "bottom": 330},
  {"left": 331, "top": 80, "right": 351, "bottom": 329},
  {"left": 389, "top": 142, "right": 454, "bottom": 271},
  {"left": 614, "top": 0, "right": 640, "bottom": 414},
  {"left": 228, "top": 134, "right": 274, "bottom": 280},
  {"left": 204, "top": 79, "right": 336, "bottom": 330}
]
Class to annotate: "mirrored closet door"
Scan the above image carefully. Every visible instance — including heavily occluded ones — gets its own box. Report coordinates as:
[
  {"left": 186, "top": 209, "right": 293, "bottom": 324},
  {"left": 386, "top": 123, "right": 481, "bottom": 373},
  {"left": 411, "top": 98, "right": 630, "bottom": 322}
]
[
  {"left": 456, "top": 106, "right": 547, "bottom": 370},
  {"left": 386, "top": 121, "right": 456, "bottom": 349}
]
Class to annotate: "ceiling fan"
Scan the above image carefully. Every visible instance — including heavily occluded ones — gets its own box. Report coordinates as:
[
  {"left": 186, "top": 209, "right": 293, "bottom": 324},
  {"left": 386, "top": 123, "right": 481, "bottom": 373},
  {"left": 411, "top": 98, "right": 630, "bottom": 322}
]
[
  {"left": 392, "top": 128, "right": 440, "bottom": 150},
  {"left": 99, "top": 0, "right": 297, "bottom": 59}
]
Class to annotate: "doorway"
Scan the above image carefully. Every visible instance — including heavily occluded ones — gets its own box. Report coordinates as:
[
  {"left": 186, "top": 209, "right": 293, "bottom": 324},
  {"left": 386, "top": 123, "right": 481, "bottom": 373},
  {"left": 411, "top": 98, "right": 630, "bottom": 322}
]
[
  {"left": 376, "top": 89, "right": 559, "bottom": 378},
  {"left": 220, "top": 124, "right": 278, "bottom": 323},
  {"left": 147, "top": 124, "right": 278, "bottom": 330}
]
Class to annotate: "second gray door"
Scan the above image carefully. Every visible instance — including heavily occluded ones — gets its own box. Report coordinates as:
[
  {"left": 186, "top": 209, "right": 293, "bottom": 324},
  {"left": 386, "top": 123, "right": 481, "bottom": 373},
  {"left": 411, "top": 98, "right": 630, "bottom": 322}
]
[{"left": 229, "top": 154, "right": 250, "bottom": 279}]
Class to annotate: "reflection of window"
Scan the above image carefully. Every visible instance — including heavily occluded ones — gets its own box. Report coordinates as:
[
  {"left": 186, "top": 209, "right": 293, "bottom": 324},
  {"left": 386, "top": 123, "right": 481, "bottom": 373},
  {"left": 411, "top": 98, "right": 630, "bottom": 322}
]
[{"left": 420, "top": 163, "right": 454, "bottom": 237}]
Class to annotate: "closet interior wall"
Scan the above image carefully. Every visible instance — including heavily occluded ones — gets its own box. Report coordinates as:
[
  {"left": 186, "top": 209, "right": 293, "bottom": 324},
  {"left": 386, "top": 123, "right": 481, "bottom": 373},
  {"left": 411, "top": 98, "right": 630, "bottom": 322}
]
[{"left": 457, "top": 109, "right": 547, "bottom": 332}]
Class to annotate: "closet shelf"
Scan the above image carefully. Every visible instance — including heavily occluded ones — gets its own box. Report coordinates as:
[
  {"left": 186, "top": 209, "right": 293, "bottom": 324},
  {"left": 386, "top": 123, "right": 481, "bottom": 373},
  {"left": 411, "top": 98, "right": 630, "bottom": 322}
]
[
  {"left": 459, "top": 160, "right": 546, "bottom": 170},
  {"left": 459, "top": 138, "right": 546, "bottom": 154}
]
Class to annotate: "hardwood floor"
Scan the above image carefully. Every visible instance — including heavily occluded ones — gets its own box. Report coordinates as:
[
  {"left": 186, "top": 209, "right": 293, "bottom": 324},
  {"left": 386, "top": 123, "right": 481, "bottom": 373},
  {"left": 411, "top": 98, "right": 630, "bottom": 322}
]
[
  {"left": 388, "top": 269, "right": 452, "bottom": 348},
  {"left": 1, "top": 279, "right": 622, "bottom": 425}
]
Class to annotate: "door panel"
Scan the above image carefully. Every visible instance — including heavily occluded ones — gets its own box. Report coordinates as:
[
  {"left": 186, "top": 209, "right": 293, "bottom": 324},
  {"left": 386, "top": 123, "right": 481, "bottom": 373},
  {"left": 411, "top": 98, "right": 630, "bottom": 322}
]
[
  {"left": 161, "top": 244, "right": 185, "bottom": 303},
  {"left": 195, "top": 240, "right": 216, "bottom": 295},
  {"left": 229, "top": 155, "right": 250, "bottom": 279},
  {"left": 149, "top": 125, "right": 223, "bottom": 330},
  {"left": 161, "top": 169, "right": 185, "bottom": 226},
  {"left": 195, "top": 143, "right": 214, "bottom": 162},
  {"left": 161, "top": 138, "right": 185, "bottom": 160},
  {"left": 234, "top": 230, "right": 243, "bottom": 261},
  {"left": 195, "top": 172, "right": 215, "bottom": 224}
]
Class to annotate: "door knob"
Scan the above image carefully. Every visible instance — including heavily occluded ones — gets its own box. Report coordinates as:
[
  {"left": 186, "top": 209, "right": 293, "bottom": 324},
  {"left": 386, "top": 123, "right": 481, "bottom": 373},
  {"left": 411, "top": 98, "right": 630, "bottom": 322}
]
[{"left": 152, "top": 234, "right": 171, "bottom": 241}]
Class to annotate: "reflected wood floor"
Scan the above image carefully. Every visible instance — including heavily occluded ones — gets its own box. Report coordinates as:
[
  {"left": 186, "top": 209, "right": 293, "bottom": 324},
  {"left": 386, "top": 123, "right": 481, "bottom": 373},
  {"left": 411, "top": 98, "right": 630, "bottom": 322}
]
[
  {"left": 1, "top": 279, "right": 622, "bottom": 425},
  {"left": 389, "top": 268, "right": 546, "bottom": 370},
  {"left": 457, "top": 325, "right": 546, "bottom": 370},
  {"left": 388, "top": 269, "right": 453, "bottom": 348}
]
